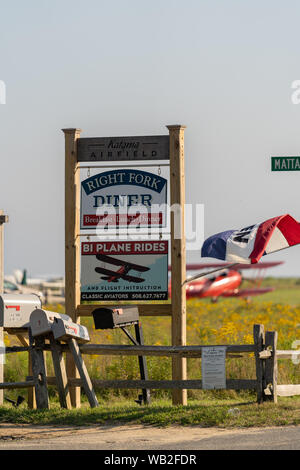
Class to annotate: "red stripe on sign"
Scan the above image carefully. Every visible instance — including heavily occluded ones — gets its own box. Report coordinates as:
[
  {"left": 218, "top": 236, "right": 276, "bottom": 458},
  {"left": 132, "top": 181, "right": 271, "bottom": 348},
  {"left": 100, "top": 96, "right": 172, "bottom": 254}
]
[
  {"left": 83, "top": 213, "right": 163, "bottom": 226},
  {"left": 81, "top": 240, "right": 168, "bottom": 255},
  {"left": 249, "top": 216, "right": 283, "bottom": 263},
  {"left": 277, "top": 214, "right": 300, "bottom": 246}
]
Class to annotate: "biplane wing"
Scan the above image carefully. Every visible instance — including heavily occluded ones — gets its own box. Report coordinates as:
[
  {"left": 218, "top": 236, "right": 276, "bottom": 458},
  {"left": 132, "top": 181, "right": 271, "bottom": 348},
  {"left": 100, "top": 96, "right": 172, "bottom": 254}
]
[
  {"left": 95, "top": 267, "right": 145, "bottom": 283},
  {"left": 168, "top": 261, "right": 284, "bottom": 272},
  {"left": 96, "top": 254, "right": 150, "bottom": 272},
  {"left": 94, "top": 267, "right": 122, "bottom": 279},
  {"left": 221, "top": 287, "right": 275, "bottom": 298}
]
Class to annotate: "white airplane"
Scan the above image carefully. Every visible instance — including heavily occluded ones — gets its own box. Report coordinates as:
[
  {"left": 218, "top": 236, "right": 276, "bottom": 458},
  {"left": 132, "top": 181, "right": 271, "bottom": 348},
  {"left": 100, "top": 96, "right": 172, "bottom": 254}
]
[
  {"left": 3, "top": 277, "right": 44, "bottom": 301},
  {"left": 4, "top": 270, "right": 65, "bottom": 304}
]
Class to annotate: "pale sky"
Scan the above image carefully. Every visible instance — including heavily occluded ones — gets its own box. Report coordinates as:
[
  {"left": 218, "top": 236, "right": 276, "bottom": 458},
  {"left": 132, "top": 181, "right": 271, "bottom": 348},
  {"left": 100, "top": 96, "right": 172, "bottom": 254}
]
[{"left": 1, "top": 0, "right": 300, "bottom": 278}]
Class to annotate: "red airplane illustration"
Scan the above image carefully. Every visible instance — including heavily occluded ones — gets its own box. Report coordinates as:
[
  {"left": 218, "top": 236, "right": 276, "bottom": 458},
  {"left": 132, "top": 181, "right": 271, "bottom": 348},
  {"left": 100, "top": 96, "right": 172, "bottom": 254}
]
[
  {"left": 95, "top": 254, "right": 150, "bottom": 283},
  {"left": 168, "top": 261, "right": 283, "bottom": 301}
]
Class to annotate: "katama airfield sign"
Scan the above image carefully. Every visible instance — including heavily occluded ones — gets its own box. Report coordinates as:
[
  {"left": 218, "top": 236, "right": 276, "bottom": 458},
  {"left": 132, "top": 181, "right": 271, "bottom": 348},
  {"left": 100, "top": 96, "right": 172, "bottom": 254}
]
[{"left": 77, "top": 135, "right": 169, "bottom": 162}]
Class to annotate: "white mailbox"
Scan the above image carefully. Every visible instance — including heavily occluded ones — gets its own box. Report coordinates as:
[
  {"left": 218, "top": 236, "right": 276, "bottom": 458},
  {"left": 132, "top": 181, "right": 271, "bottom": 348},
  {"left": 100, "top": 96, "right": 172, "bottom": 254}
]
[
  {"left": 52, "top": 318, "right": 90, "bottom": 344},
  {"left": 0, "top": 294, "right": 42, "bottom": 329},
  {"left": 30, "top": 309, "right": 71, "bottom": 337}
]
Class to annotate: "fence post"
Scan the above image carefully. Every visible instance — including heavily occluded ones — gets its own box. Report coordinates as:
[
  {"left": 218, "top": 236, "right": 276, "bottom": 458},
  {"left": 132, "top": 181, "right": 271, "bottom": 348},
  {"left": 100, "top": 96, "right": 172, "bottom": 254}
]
[
  {"left": 30, "top": 335, "right": 49, "bottom": 409},
  {"left": 264, "top": 331, "right": 278, "bottom": 403},
  {"left": 253, "top": 324, "right": 265, "bottom": 404},
  {"left": 17, "top": 334, "right": 36, "bottom": 409}
]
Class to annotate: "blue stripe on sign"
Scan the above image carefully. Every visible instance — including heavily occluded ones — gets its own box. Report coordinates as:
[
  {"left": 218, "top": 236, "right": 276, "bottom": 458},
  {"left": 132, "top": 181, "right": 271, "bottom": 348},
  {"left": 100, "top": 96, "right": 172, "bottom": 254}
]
[{"left": 201, "top": 230, "right": 236, "bottom": 260}]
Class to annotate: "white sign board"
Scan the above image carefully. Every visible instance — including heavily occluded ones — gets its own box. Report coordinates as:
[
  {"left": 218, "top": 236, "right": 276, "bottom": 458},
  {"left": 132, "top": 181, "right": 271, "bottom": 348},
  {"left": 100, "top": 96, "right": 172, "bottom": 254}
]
[
  {"left": 80, "top": 165, "right": 169, "bottom": 230},
  {"left": 81, "top": 239, "right": 169, "bottom": 301},
  {"left": 202, "top": 346, "right": 226, "bottom": 390}
]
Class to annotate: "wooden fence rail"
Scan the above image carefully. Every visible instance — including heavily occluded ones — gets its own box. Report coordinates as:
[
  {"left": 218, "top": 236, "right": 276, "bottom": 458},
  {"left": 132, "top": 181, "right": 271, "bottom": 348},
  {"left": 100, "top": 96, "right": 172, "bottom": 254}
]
[
  {"left": 264, "top": 345, "right": 300, "bottom": 401},
  {"left": 277, "top": 350, "right": 300, "bottom": 359},
  {"left": 0, "top": 380, "right": 34, "bottom": 390},
  {"left": 37, "top": 376, "right": 257, "bottom": 391},
  {"left": 79, "top": 344, "right": 256, "bottom": 357}
]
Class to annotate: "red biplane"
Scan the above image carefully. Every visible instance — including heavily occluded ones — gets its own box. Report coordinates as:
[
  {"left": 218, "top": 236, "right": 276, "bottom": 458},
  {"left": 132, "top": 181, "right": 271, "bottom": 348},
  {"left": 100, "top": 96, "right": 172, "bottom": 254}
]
[
  {"left": 95, "top": 254, "right": 150, "bottom": 283},
  {"left": 168, "top": 261, "right": 283, "bottom": 301},
  {"left": 95, "top": 254, "right": 282, "bottom": 301}
]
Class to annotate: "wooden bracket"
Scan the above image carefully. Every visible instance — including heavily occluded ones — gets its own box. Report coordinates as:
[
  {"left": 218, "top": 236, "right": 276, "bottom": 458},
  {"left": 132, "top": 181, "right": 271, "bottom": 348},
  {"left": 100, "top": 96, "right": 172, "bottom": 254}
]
[
  {"left": 49, "top": 335, "right": 72, "bottom": 410},
  {"left": 67, "top": 338, "right": 99, "bottom": 408}
]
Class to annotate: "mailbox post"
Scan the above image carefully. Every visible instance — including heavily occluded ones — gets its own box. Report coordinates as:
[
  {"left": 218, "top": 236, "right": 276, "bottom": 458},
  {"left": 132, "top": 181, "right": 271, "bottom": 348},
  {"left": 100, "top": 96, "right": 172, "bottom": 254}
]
[
  {"left": 30, "top": 309, "right": 73, "bottom": 409},
  {"left": 29, "top": 310, "right": 98, "bottom": 409},
  {"left": 0, "top": 293, "right": 41, "bottom": 408},
  {"left": 52, "top": 317, "right": 98, "bottom": 408},
  {"left": 92, "top": 306, "right": 151, "bottom": 405}
]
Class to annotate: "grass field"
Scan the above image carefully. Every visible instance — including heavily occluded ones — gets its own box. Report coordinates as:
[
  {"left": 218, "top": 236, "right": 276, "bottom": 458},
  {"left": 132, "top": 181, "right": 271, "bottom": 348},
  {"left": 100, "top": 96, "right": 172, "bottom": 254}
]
[
  {"left": 2, "top": 277, "right": 300, "bottom": 427},
  {"left": 1, "top": 395, "right": 300, "bottom": 428}
]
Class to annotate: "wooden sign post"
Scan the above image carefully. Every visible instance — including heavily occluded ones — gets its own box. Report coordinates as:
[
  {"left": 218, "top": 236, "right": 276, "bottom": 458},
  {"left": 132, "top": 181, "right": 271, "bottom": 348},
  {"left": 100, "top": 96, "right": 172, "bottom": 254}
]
[
  {"left": 63, "top": 125, "right": 187, "bottom": 408},
  {"left": 62, "top": 128, "right": 82, "bottom": 407},
  {"left": 168, "top": 126, "right": 187, "bottom": 406}
]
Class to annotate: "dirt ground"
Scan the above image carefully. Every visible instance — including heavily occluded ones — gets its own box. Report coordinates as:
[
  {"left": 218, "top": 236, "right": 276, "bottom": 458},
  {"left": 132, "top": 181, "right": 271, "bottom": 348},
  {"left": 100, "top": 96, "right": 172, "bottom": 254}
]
[
  {"left": 1, "top": 423, "right": 300, "bottom": 450},
  {"left": 0, "top": 423, "right": 232, "bottom": 442}
]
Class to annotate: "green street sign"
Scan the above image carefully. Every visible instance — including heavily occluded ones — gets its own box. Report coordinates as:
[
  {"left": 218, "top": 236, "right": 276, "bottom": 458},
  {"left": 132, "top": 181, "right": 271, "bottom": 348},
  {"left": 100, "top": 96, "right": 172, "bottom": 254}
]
[{"left": 271, "top": 156, "right": 300, "bottom": 171}]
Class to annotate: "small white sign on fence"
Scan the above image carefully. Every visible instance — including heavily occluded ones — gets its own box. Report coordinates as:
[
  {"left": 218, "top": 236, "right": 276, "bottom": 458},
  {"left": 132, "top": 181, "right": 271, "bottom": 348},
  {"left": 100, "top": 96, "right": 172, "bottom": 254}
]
[{"left": 202, "top": 346, "right": 227, "bottom": 389}]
